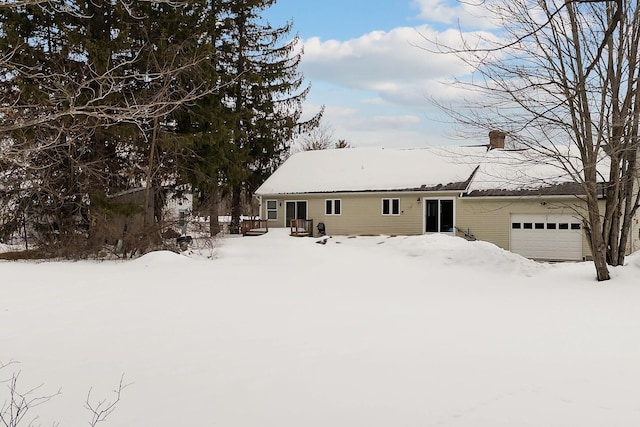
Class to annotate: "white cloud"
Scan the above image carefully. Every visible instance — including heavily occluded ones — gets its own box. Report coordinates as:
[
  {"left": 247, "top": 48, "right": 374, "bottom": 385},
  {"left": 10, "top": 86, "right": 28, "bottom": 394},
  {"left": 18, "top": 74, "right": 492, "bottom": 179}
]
[
  {"left": 412, "top": 0, "right": 498, "bottom": 29},
  {"left": 370, "top": 115, "right": 422, "bottom": 128},
  {"left": 362, "top": 97, "right": 386, "bottom": 105},
  {"left": 294, "top": 5, "right": 504, "bottom": 149},
  {"left": 301, "top": 25, "right": 492, "bottom": 108},
  {"left": 315, "top": 101, "right": 446, "bottom": 149}
]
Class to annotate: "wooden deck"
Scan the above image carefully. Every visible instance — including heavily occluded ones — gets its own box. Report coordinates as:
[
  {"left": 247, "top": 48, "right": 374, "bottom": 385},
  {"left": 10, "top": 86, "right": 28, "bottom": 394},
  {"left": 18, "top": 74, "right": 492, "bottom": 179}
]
[
  {"left": 290, "top": 219, "right": 314, "bottom": 237},
  {"left": 241, "top": 219, "right": 269, "bottom": 236}
]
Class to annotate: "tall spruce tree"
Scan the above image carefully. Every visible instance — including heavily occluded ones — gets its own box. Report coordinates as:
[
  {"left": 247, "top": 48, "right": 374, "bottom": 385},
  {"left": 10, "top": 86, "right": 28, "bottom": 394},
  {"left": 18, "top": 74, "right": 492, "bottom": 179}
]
[
  {"left": 219, "top": 0, "right": 321, "bottom": 233},
  {"left": 171, "top": 0, "right": 233, "bottom": 236}
]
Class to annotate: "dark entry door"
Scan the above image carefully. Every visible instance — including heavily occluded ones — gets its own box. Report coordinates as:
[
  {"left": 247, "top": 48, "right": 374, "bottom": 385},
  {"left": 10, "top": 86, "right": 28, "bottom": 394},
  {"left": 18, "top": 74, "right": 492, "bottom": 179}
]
[
  {"left": 285, "top": 201, "right": 307, "bottom": 226},
  {"left": 425, "top": 199, "right": 454, "bottom": 233}
]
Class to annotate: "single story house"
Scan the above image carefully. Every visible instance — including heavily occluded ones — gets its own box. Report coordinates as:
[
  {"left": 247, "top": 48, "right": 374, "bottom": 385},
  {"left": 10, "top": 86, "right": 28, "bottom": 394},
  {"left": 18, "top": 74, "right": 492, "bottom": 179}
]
[{"left": 254, "top": 133, "right": 640, "bottom": 261}]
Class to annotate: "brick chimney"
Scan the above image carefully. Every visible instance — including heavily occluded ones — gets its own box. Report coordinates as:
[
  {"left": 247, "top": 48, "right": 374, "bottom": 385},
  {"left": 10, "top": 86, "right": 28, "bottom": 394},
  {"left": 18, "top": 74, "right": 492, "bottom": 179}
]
[{"left": 488, "top": 130, "right": 506, "bottom": 150}]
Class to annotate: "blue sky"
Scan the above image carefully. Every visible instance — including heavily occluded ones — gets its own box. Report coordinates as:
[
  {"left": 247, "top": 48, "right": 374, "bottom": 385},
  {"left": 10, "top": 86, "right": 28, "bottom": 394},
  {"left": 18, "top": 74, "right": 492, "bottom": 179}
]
[
  {"left": 266, "top": 0, "right": 422, "bottom": 40},
  {"left": 263, "top": 0, "right": 495, "bottom": 149}
]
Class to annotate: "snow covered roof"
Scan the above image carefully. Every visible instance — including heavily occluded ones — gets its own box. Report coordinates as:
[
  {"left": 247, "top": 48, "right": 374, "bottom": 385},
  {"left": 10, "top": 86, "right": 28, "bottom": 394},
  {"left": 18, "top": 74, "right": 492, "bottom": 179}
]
[
  {"left": 465, "top": 148, "right": 609, "bottom": 196},
  {"left": 256, "top": 146, "right": 608, "bottom": 196},
  {"left": 255, "top": 147, "right": 485, "bottom": 195}
]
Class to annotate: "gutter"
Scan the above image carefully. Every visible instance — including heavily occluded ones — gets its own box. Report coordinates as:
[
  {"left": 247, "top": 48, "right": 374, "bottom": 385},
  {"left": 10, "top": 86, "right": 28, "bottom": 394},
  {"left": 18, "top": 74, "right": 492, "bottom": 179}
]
[
  {"left": 254, "top": 188, "right": 465, "bottom": 197},
  {"left": 459, "top": 194, "right": 590, "bottom": 201}
]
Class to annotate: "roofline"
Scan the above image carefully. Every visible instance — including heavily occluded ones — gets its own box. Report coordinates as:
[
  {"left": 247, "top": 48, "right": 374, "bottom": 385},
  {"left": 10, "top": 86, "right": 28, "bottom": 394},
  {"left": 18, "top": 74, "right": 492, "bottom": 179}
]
[
  {"left": 255, "top": 188, "right": 464, "bottom": 197},
  {"left": 460, "top": 194, "right": 590, "bottom": 201},
  {"left": 462, "top": 165, "right": 480, "bottom": 195}
]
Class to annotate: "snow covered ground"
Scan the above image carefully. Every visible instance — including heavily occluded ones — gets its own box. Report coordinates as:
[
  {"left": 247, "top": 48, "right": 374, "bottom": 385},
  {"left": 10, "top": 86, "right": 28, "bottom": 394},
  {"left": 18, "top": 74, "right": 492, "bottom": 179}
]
[{"left": 2, "top": 230, "right": 640, "bottom": 426}]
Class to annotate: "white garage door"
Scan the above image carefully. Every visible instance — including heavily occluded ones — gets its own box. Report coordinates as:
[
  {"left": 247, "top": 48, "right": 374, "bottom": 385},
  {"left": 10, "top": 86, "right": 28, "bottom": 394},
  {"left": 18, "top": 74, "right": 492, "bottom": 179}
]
[{"left": 510, "top": 214, "right": 583, "bottom": 261}]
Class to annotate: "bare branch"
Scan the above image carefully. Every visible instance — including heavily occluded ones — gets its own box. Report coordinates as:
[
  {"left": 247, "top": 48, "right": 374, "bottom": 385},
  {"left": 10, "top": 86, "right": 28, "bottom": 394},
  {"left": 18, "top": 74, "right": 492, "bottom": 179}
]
[{"left": 85, "top": 374, "right": 131, "bottom": 427}]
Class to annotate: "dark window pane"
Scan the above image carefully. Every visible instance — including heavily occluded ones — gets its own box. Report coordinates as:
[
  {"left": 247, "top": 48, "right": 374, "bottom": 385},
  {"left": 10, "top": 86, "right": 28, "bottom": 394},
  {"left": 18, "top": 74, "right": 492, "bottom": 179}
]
[
  {"left": 535, "top": 223, "right": 544, "bottom": 229},
  {"left": 392, "top": 199, "right": 400, "bottom": 214},
  {"left": 267, "top": 211, "right": 277, "bottom": 220},
  {"left": 382, "top": 199, "right": 390, "bottom": 215},
  {"left": 559, "top": 223, "right": 569, "bottom": 229},
  {"left": 286, "top": 202, "right": 295, "bottom": 227},
  {"left": 325, "top": 200, "right": 332, "bottom": 215},
  {"left": 512, "top": 223, "right": 521, "bottom": 229},
  {"left": 297, "top": 201, "right": 307, "bottom": 219},
  {"left": 334, "top": 200, "right": 341, "bottom": 215},
  {"left": 426, "top": 200, "right": 438, "bottom": 232},
  {"left": 524, "top": 223, "right": 533, "bottom": 229},
  {"left": 571, "top": 223, "right": 581, "bottom": 230},
  {"left": 440, "top": 200, "right": 454, "bottom": 232},
  {"left": 267, "top": 200, "right": 277, "bottom": 209},
  {"left": 547, "top": 223, "right": 556, "bottom": 229}
]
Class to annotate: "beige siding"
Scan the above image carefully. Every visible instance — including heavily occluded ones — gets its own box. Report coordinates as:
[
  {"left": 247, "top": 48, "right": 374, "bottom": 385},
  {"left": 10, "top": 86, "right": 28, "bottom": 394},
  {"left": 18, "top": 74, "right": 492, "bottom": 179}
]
[
  {"left": 260, "top": 192, "right": 457, "bottom": 236},
  {"left": 259, "top": 192, "right": 604, "bottom": 260},
  {"left": 309, "top": 193, "right": 423, "bottom": 236},
  {"left": 456, "top": 197, "right": 597, "bottom": 259}
]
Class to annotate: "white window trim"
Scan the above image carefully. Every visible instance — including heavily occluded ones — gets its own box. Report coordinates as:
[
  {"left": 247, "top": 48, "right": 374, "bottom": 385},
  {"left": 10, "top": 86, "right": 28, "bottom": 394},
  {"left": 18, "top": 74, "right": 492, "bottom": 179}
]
[
  {"left": 423, "top": 197, "right": 456, "bottom": 233},
  {"left": 266, "top": 199, "right": 278, "bottom": 221},
  {"left": 382, "top": 198, "right": 400, "bottom": 216},
  {"left": 325, "top": 199, "right": 342, "bottom": 216}
]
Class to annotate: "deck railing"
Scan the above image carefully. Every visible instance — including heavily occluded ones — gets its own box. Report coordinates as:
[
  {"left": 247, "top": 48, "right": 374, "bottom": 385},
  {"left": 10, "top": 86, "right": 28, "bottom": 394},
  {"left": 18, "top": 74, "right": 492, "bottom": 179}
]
[
  {"left": 290, "top": 219, "right": 313, "bottom": 237},
  {"left": 241, "top": 219, "right": 269, "bottom": 236}
]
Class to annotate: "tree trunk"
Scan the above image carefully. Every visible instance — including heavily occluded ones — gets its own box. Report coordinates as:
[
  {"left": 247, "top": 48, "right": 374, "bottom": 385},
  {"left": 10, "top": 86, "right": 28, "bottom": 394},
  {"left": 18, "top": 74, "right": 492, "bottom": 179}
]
[
  {"left": 585, "top": 190, "right": 611, "bottom": 281},
  {"left": 144, "top": 117, "right": 159, "bottom": 229},
  {"left": 209, "top": 185, "right": 221, "bottom": 236},
  {"left": 230, "top": 185, "right": 243, "bottom": 234},
  {"left": 591, "top": 230, "right": 611, "bottom": 281}
]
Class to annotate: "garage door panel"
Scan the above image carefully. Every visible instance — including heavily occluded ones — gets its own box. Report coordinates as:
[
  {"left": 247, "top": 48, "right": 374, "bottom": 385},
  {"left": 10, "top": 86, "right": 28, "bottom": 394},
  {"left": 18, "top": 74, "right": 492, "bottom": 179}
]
[{"left": 510, "top": 214, "right": 583, "bottom": 261}]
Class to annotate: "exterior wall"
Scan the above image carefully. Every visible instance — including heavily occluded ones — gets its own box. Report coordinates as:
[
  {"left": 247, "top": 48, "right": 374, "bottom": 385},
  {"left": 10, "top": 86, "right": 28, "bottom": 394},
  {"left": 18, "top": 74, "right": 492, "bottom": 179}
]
[
  {"left": 456, "top": 197, "right": 598, "bottom": 259},
  {"left": 260, "top": 191, "right": 458, "bottom": 236},
  {"left": 259, "top": 191, "right": 607, "bottom": 260}
]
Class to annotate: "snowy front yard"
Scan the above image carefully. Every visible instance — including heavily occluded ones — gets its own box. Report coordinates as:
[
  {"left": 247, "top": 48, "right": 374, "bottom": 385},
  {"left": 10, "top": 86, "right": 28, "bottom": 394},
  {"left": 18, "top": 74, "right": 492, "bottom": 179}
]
[{"left": 2, "top": 230, "right": 640, "bottom": 426}]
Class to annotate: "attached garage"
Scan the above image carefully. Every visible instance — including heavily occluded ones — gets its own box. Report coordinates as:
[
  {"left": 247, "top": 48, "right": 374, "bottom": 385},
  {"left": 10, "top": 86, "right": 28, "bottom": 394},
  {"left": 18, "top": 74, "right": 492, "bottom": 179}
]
[{"left": 510, "top": 214, "right": 584, "bottom": 261}]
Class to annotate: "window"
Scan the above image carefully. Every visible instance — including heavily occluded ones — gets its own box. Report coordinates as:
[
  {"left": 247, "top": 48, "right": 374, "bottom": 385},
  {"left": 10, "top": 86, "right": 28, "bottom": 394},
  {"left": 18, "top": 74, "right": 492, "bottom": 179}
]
[
  {"left": 266, "top": 200, "right": 278, "bottom": 220},
  {"left": 571, "top": 223, "right": 581, "bottom": 230},
  {"left": 382, "top": 198, "right": 400, "bottom": 215},
  {"left": 547, "top": 223, "right": 557, "bottom": 229},
  {"left": 559, "top": 223, "right": 569, "bottom": 229},
  {"left": 512, "top": 223, "right": 521, "bottom": 229},
  {"left": 523, "top": 223, "right": 533, "bottom": 229},
  {"left": 325, "top": 199, "right": 342, "bottom": 215},
  {"left": 535, "top": 223, "right": 544, "bottom": 229}
]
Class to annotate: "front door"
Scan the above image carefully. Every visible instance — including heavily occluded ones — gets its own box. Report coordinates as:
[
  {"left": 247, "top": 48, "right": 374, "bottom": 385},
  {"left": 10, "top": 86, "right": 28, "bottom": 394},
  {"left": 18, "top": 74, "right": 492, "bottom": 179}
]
[{"left": 285, "top": 201, "right": 307, "bottom": 227}]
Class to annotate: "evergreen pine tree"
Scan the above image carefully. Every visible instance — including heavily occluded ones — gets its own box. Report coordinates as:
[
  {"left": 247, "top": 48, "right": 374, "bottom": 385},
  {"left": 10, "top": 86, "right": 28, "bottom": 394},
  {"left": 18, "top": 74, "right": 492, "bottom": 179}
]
[{"left": 217, "top": 0, "right": 321, "bottom": 232}]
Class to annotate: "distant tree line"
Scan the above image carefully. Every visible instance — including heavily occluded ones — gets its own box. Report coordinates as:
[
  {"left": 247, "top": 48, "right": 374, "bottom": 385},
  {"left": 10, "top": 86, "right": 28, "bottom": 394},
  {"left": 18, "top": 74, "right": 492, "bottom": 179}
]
[
  {"left": 298, "top": 123, "right": 351, "bottom": 151},
  {"left": 0, "top": 0, "right": 321, "bottom": 256}
]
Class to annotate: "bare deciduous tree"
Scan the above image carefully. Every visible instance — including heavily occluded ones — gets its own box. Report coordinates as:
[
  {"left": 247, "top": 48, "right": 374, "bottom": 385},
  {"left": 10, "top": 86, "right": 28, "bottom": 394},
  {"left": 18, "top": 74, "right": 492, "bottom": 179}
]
[
  {"left": 298, "top": 123, "right": 352, "bottom": 151},
  {"left": 425, "top": 0, "right": 639, "bottom": 281},
  {"left": 299, "top": 123, "right": 335, "bottom": 151}
]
